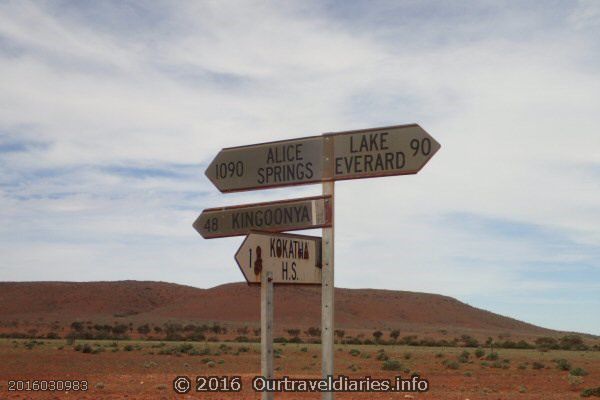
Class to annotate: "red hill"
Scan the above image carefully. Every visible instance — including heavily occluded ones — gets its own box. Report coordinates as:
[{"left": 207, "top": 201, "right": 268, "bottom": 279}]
[{"left": 0, "top": 281, "right": 561, "bottom": 339}]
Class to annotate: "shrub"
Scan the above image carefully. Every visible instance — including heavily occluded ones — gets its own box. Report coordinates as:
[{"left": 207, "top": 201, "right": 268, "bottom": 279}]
[
  {"left": 305, "top": 327, "right": 321, "bottom": 337},
  {"left": 534, "top": 336, "right": 558, "bottom": 350},
  {"left": 175, "top": 344, "right": 195, "bottom": 354},
  {"left": 532, "top": 361, "right": 544, "bottom": 370},
  {"left": 458, "top": 350, "right": 470, "bottom": 363},
  {"left": 460, "top": 334, "right": 479, "bottom": 348},
  {"left": 376, "top": 350, "right": 388, "bottom": 361},
  {"left": 474, "top": 348, "right": 485, "bottom": 358},
  {"left": 187, "top": 333, "right": 205, "bottom": 341},
  {"left": 71, "top": 321, "right": 84, "bottom": 332},
  {"left": 570, "top": 367, "right": 588, "bottom": 377},
  {"left": 486, "top": 352, "right": 499, "bottom": 361},
  {"left": 560, "top": 334, "right": 585, "bottom": 350},
  {"left": 581, "top": 387, "right": 600, "bottom": 397},
  {"left": 349, "top": 349, "right": 361, "bottom": 357},
  {"left": 82, "top": 344, "right": 93, "bottom": 354},
  {"left": 515, "top": 340, "right": 534, "bottom": 349},
  {"left": 400, "top": 335, "right": 418, "bottom": 346},
  {"left": 445, "top": 361, "right": 460, "bottom": 370},
  {"left": 286, "top": 329, "right": 300, "bottom": 338},
  {"left": 382, "top": 360, "right": 404, "bottom": 371},
  {"left": 403, "top": 352, "right": 412, "bottom": 360},
  {"left": 341, "top": 337, "right": 362, "bottom": 345},
  {"left": 113, "top": 324, "right": 129, "bottom": 335},
  {"left": 24, "top": 340, "right": 38, "bottom": 350},
  {"left": 137, "top": 324, "right": 151, "bottom": 335},
  {"left": 555, "top": 358, "right": 571, "bottom": 371},
  {"left": 300, "top": 347, "right": 308, "bottom": 352},
  {"left": 568, "top": 374, "right": 584, "bottom": 388},
  {"left": 124, "top": 344, "right": 134, "bottom": 351},
  {"left": 210, "top": 324, "right": 223, "bottom": 334}
]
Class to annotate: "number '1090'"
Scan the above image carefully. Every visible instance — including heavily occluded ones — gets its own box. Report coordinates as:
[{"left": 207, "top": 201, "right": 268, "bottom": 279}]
[{"left": 215, "top": 161, "right": 244, "bottom": 179}]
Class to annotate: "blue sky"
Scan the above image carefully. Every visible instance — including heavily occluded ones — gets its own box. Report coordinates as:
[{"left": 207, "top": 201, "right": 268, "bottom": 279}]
[{"left": 0, "top": 1, "right": 599, "bottom": 334}]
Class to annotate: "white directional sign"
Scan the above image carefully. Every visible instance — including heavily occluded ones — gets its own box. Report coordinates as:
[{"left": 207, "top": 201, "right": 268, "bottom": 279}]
[
  {"left": 195, "top": 122, "right": 441, "bottom": 400},
  {"left": 205, "top": 124, "right": 440, "bottom": 192},
  {"left": 235, "top": 232, "right": 322, "bottom": 285},
  {"left": 193, "top": 196, "right": 332, "bottom": 239}
]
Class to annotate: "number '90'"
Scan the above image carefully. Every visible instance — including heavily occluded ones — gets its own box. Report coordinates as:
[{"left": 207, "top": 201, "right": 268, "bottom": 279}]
[{"left": 410, "top": 138, "right": 431, "bottom": 156}]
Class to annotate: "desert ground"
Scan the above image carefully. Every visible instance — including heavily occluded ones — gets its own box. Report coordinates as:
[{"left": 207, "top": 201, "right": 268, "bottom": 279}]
[{"left": 2, "top": 338, "right": 599, "bottom": 399}]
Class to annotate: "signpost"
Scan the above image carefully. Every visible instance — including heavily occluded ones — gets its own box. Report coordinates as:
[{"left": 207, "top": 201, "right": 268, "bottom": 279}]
[
  {"left": 205, "top": 124, "right": 440, "bottom": 193},
  {"left": 193, "top": 195, "right": 332, "bottom": 239},
  {"left": 195, "top": 123, "right": 440, "bottom": 400},
  {"left": 235, "top": 232, "right": 322, "bottom": 285},
  {"left": 261, "top": 270, "right": 274, "bottom": 400}
]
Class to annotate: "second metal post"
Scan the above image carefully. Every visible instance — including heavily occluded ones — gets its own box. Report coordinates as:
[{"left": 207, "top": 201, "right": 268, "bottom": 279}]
[
  {"left": 261, "top": 270, "right": 274, "bottom": 400},
  {"left": 321, "top": 181, "right": 335, "bottom": 400}
]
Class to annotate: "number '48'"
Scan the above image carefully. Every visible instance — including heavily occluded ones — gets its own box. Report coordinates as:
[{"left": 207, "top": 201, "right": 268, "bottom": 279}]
[{"left": 204, "top": 218, "right": 218, "bottom": 232}]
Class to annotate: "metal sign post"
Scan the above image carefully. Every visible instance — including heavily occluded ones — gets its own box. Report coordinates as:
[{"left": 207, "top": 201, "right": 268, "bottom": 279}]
[
  {"left": 321, "top": 181, "right": 334, "bottom": 400},
  {"left": 261, "top": 270, "right": 274, "bottom": 400}
]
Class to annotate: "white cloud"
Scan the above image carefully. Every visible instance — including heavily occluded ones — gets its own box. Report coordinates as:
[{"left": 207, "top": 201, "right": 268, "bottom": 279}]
[{"left": 0, "top": 1, "right": 599, "bottom": 333}]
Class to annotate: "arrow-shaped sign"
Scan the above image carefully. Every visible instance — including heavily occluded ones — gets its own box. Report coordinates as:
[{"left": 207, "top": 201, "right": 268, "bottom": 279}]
[
  {"left": 193, "top": 195, "right": 332, "bottom": 239},
  {"left": 205, "top": 124, "right": 440, "bottom": 193},
  {"left": 235, "top": 232, "right": 322, "bottom": 284}
]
